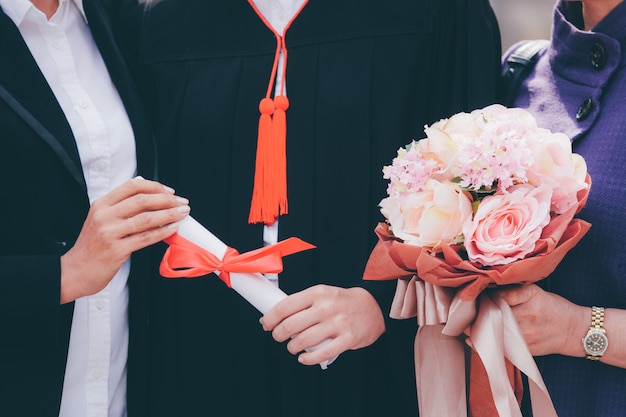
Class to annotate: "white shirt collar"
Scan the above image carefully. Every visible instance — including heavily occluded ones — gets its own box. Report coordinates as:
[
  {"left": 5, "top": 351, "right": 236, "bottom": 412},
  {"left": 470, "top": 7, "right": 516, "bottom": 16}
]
[
  {"left": 252, "top": 0, "right": 306, "bottom": 35},
  {"left": 0, "top": 0, "right": 87, "bottom": 26}
]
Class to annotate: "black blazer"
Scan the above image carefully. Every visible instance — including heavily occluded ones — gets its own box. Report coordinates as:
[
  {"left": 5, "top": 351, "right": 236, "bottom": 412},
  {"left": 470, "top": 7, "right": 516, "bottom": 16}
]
[{"left": 0, "top": 1, "right": 154, "bottom": 416}]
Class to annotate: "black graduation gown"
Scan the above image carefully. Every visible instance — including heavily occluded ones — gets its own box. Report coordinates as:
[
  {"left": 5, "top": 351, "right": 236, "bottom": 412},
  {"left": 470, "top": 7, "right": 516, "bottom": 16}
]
[{"left": 113, "top": 1, "right": 501, "bottom": 416}]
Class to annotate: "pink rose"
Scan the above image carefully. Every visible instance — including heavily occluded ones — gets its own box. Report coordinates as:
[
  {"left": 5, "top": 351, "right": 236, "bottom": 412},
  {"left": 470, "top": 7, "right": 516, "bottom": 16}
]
[
  {"left": 475, "top": 104, "right": 538, "bottom": 132},
  {"left": 381, "top": 179, "right": 473, "bottom": 249},
  {"left": 434, "top": 104, "right": 536, "bottom": 143},
  {"left": 526, "top": 130, "right": 588, "bottom": 214},
  {"left": 419, "top": 127, "right": 457, "bottom": 167},
  {"left": 463, "top": 184, "right": 552, "bottom": 266},
  {"left": 432, "top": 110, "right": 481, "bottom": 138}
]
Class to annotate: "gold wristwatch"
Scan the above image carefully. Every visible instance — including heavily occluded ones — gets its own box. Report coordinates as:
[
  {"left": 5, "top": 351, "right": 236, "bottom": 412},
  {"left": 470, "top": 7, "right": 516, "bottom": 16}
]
[{"left": 582, "top": 306, "right": 608, "bottom": 360}]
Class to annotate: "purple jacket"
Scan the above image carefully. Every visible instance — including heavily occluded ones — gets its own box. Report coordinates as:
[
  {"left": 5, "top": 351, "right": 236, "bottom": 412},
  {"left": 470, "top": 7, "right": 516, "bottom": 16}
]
[{"left": 507, "top": 1, "right": 626, "bottom": 415}]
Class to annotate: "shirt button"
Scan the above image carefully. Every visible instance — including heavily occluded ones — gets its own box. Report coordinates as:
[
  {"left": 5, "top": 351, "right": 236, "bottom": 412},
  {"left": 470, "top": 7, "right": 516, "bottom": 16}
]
[
  {"left": 95, "top": 299, "right": 105, "bottom": 310},
  {"left": 576, "top": 98, "right": 594, "bottom": 121},
  {"left": 78, "top": 100, "right": 89, "bottom": 109},
  {"left": 590, "top": 43, "right": 606, "bottom": 69},
  {"left": 94, "top": 159, "right": 109, "bottom": 171},
  {"left": 51, "top": 39, "right": 62, "bottom": 49},
  {"left": 91, "top": 369, "right": 104, "bottom": 380}
]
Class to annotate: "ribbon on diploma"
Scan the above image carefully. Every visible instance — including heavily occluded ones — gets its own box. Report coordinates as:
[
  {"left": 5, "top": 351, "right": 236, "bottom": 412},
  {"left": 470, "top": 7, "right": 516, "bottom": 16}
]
[{"left": 160, "top": 233, "right": 316, "bottom": 287}]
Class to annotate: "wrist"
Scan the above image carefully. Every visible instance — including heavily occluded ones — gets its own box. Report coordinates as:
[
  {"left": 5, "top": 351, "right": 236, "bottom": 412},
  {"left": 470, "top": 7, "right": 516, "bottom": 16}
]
[
  {"left": 60, "top": 251, "right": 88, "bottom": 304},
  {"left": 582, "top": 306, "right": 609, "bottom": 360},
  {"left": 561, "top": 304, "right": 590, "bottom": 358}
]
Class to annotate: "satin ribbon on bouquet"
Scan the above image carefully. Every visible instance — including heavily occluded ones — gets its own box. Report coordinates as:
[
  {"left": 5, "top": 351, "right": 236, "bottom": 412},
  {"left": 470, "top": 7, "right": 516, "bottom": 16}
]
[
  {"left": 159, "top": 216, "right": 336, "bottom": 369},
  {"left": 391, "top": 279, "right": 557, "bottom": 417}
]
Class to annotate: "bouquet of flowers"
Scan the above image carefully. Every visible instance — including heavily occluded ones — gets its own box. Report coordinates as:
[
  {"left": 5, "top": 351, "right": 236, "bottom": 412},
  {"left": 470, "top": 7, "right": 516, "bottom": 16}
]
[{"left": 363, "top": 104, "right": 591, "bottom": 417}]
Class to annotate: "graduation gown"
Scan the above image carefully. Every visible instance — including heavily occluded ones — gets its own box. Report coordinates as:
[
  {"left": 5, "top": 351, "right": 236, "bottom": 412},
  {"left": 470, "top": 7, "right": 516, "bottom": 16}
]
[{"left": 113, "top": 1, "right": 501, "bottom": 416}]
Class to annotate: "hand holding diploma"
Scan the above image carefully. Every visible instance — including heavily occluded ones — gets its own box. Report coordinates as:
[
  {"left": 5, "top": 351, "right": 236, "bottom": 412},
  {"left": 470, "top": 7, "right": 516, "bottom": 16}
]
[
  {"left": 260, "top": 285, "right": 386, "bottom": 367},
  {"left": 61, "top": 178, "right": 190, "bottom": 304},
  {"left": 159, "top": 215, "right": 337, "bottom": 369}
]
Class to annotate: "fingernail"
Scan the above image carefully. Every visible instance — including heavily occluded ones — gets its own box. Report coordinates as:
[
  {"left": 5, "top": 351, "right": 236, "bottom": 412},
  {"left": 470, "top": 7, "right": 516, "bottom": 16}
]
[
  {"left": 134, "top": 175, "right": 144, "bottom": 180},
  {"left": 177, "top": 205, "right": 190, "bottom": 213},
  {"left": 176, "top": 196, "right": 189, "bottom": 204},
  {"left": 163, "top": 185, "right": 175, "bottom": 194},
  {"left": 259, "top": 317, "right": 267, "bottom": 331},
  {"left": 168, "top": 221, "right": 180, "bottom": 230}
]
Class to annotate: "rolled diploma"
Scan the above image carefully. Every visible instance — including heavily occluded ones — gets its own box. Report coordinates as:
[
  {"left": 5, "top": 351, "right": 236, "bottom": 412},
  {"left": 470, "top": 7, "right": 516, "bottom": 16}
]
[{"left": 177, "top": 216, "right": 336, "bottom": 369}]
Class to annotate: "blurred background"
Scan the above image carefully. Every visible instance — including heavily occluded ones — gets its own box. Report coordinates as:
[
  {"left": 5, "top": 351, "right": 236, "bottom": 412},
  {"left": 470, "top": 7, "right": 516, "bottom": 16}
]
[{"left": 490, "top": 0, "right": 555, "bottom": 52}]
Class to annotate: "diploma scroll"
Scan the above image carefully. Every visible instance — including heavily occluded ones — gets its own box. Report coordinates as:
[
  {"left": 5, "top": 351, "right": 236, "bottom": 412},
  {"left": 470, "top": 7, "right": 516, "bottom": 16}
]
[{"left": 168, "top": 216, "right": 337, "bottom": 369}]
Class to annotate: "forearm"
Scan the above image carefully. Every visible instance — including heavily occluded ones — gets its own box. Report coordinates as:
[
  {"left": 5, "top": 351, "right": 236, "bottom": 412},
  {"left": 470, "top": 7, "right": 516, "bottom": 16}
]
[
  {"left": 509, "top": 286, "right": 626, "bottom": 369},
  {"left": 553, "top": 303, "right": 626, "bottom": 368}
]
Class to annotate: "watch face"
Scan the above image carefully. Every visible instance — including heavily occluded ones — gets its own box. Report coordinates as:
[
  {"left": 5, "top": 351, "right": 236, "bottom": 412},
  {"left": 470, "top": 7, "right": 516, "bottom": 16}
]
[{"left": 584, "top": 331, "right": 608, "bottom": 356}]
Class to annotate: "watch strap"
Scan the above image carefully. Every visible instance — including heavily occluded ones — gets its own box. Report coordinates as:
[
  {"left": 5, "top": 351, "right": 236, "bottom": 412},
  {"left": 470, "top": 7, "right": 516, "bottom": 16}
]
[
  {"left": 585, "top": 306, "right": 607, "bottom": 360},
  {"left": 591, "top": 306, "right": 605, "bottom": 329}
]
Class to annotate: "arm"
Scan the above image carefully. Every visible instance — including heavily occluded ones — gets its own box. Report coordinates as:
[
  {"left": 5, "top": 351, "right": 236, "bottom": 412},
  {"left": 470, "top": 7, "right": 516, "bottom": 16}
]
[
  {"left": 497, "top": 284, "right": 626, "bottom": 369},
  {"left": 0, "top": 178, "right": 189, "bottom": 348}
]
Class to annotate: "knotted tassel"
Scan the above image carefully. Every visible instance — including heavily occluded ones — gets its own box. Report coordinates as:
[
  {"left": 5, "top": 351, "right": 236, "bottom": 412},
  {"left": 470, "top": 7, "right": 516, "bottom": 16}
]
[
  {"left": 246, "top": 0, "right": 309, "bottom": 225},
  {"left": 249, "top": 97, "right": 279, "bottom": 225},
  {"left": 248, "top": 95, "right": 290, "bottom": 225}
]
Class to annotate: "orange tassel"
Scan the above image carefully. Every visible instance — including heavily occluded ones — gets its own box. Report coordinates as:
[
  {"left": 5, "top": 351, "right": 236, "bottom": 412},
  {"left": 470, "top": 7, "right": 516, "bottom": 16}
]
[
  {"left": 246, "top": 0, "right": 309, "bottom": 225},
  {"left": 249, "top": 98, "right": 276, "bottom": 225},
  {"left": 248, "top": 96, "right": 290, "bottom": 225},
  {"left": 272, "top": 95, "right": 289, "bottom": 215}
]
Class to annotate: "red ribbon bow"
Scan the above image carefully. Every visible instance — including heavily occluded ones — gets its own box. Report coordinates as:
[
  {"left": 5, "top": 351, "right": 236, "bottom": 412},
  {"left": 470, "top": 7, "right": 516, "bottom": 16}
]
[{"left": 160, "top": 233, "right": 315, "bottom": 287}]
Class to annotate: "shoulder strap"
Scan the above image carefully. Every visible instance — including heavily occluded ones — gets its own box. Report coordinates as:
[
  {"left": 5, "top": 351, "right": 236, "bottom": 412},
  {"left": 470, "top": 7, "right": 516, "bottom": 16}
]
[{"left": 498, "top": 39, "right": 550, "bottom": 106}]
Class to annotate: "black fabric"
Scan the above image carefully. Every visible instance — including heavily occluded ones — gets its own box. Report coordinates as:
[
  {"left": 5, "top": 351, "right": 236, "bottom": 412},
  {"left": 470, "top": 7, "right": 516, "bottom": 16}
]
[
  {"left": 114, "top": 1, "right": 501, "bottom": 416},
  {"left": 0, "top": 1, "right": 155, "bottom": 415}
]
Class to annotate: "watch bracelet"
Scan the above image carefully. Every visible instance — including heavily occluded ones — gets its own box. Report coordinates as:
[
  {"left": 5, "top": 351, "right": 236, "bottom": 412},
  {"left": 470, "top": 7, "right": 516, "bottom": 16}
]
[
  {"left": 584, "top": 306, "right": 607, "bottom": 360},
  {"left": 591, "top": 306, "right": 605, "bottom": 328}
]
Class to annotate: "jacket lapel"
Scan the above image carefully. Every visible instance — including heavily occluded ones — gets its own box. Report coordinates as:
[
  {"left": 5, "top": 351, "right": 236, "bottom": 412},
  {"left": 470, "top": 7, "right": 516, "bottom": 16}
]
[{"left": 0, "top": 10, "right": 86, "bottom": 188}]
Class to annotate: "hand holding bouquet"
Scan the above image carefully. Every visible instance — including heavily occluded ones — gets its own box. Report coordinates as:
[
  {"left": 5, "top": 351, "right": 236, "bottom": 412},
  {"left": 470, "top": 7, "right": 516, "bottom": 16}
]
[{"left": 364, "top": 104, "right": 590, "bottom": 417}]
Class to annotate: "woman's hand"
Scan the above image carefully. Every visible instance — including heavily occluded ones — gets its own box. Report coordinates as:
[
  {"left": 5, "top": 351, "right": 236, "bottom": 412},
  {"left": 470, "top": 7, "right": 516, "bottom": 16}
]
[
  {"left": 496, "top": 284, "right": 588, "bottom": 357},
  {"left": 60, "top": 177, "right": 190, "bottom": 303},
  {"left": 260, "top": 285, "right": 385, "bottom": 365}
]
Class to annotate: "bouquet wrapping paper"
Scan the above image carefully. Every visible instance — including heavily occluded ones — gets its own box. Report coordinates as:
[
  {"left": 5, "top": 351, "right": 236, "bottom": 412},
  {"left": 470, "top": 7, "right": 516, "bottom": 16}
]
[{"left": 161, "top": 216, "right": 335, "bottom": 369}]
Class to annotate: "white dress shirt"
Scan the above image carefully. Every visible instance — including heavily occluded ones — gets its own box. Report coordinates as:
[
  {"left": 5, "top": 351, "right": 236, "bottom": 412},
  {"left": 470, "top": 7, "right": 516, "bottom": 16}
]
[
  {"left": 252, "top": 0, "right": 307, "bottom": 284},
  {"left": 0, "top": 1, "right": 136, "bottom": 416}
]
